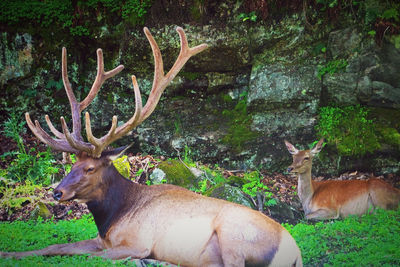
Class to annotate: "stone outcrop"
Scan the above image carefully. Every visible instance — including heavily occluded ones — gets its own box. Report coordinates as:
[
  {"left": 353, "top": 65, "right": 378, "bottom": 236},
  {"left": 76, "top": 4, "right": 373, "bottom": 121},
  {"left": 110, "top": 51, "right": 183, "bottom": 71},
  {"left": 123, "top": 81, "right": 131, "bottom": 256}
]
[{"left": 1, "top": 16, "right": 399, "bottom": 176}]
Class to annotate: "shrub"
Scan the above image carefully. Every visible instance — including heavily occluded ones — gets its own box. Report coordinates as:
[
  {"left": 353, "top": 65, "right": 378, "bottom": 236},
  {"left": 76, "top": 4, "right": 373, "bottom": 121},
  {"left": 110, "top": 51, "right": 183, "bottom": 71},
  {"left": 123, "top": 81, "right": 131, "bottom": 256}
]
[
  {"left": 316, "top": 105, "right": 380, "bottom": 156},
  {"left": 1, "top": 111, "right": 59, "bottom": 185}
]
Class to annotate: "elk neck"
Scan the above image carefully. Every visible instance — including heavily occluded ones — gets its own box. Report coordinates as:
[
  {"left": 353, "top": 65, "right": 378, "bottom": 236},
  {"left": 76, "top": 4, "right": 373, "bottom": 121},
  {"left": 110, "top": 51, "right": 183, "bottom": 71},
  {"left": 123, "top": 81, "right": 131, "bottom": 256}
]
[
  {"left": 296, "top": 168, "right": 315, "bottom": 212},
  {"left": 86, "top": 164, "right": 143, "bottom": 238}
]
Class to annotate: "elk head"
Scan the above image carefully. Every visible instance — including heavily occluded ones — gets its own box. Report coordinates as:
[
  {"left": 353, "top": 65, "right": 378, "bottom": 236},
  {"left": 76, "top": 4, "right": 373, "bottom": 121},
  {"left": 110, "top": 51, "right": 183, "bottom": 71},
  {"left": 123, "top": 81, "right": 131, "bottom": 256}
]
[
  {"left": 285, "top": 138, "right": 324, "bottom": 174},
  {"left": 25, "top": 27, "right": 207, "bottom": 202}
]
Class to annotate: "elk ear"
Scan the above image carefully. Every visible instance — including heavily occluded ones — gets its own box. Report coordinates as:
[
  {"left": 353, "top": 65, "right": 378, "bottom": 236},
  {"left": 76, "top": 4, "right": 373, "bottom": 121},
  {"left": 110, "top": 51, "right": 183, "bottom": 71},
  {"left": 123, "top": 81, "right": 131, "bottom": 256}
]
[
  {"left": 311, "top": 138, "right": 324, "bottom": 156},
  {"left": 284, "top": 140, "right": 299, "bottom": 155},
  {"left": 102, "top": 144, "right": 132, "bottom": 161}
]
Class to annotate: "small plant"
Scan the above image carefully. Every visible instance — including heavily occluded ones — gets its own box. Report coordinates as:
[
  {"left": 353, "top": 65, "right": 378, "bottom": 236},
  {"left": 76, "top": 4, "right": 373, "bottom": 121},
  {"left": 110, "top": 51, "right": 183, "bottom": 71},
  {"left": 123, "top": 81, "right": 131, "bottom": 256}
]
[
  {"left": 316, "top": 105, "right": 380, "bottom": 156},
  {"left": 238, "top": 11, "right": 257, "bottom": 22},
  {"left": 0, "top": 180, "right": 43, "bottom": 214},
  {"left": 1, "top": 111, "right": 59, "bottom": 185},
  {"left": 242, "top": 171, "right": 276, "bottom": 211},
  {"left": 317, "top": 59, "right": 348, "bottom": 80}
]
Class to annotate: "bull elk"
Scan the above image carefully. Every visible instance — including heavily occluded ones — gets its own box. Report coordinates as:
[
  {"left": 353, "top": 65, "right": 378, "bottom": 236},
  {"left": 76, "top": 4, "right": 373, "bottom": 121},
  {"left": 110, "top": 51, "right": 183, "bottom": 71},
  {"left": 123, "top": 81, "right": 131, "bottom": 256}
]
[
  {"left": 285, "top": 138, "right": 400, "bottom": 220},
  {"left": 0, "top": 27, "right": 302, "bottom": 267}
]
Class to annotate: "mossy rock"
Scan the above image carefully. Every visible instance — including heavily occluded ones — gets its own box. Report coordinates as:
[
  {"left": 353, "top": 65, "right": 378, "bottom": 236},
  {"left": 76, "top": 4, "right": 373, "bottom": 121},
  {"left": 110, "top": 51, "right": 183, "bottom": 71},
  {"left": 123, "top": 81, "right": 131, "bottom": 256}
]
[
  {"left": 209, "top": 183, "right": 254, "bottom": 208},
  {"left": 157, "top": 159, "right": 196, "bottom": 188},
  {"left": 227, "top": 175, "right": 246, "bottom": 187},
  {"left": 112, "top": 155, "right": 130, "bottom": 178},
  {"left": 30, "top": 201, "right": 52, "bottom": 220}
]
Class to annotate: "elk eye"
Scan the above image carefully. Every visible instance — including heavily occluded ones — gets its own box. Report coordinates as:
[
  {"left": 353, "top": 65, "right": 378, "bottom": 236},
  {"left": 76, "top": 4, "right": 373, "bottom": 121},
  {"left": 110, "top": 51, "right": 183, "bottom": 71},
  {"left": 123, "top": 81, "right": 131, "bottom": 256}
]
[
  {"left": 86, "top": 167, "right": 95, "bottom": 173},
  {"left": 303, "top": 157, "right": 310, "bottom": 161}
]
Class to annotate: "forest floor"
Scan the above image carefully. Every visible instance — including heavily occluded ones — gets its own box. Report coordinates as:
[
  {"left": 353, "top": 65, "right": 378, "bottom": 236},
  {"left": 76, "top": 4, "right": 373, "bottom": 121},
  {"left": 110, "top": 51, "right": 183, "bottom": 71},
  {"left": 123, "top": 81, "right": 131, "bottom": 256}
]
[{"left": 1, "top": 133, "right": 400, "bottom": 224}]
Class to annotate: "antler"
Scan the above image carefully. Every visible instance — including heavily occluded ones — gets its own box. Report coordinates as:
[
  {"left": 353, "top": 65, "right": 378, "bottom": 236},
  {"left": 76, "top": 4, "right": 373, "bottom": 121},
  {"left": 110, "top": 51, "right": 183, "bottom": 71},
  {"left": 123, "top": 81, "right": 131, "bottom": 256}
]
[{"left": 26, "top": 27, "right": 208, "bottom": 157}]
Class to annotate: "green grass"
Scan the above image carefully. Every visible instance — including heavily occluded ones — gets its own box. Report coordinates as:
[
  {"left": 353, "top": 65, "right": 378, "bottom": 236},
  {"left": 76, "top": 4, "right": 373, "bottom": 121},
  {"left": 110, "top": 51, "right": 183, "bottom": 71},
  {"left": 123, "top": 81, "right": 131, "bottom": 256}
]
[
  {"left": 286, "top": 208, "right": 400, "bottom": 266},
  {"left": 0, "top": 209, "right": 399, "bottom": 266}
]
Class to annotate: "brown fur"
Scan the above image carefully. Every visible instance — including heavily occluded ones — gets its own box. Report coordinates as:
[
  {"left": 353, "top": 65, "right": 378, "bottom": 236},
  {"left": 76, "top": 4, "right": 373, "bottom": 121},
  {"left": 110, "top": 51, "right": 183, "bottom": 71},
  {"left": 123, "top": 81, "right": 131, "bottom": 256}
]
[
  {"left": 285, "top": 139, "right": 400, "bottom": 220},
  {"left": 0, "top": 150, "right": 302, "bottom": 267}
]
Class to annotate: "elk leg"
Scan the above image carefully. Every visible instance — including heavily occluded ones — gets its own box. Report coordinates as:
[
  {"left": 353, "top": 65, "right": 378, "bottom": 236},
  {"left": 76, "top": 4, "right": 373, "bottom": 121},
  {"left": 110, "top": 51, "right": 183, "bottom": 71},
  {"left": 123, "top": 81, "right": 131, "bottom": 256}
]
[
  {"left": 91, "top": 246, "right": 151, "bottom": 260},
  {"left": 306, "top": 208, "right": 339, "bottom": 220},
  {"left": 0, "top": 238, "right": 103, "bottom": 259}
]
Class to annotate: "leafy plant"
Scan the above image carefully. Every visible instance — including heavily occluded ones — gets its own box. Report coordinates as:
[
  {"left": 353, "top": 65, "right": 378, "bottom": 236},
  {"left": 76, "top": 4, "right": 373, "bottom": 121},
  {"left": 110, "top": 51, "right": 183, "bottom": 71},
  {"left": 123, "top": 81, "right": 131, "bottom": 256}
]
[
  {"left": 317, "top": 59, "right": 348, "bottom": 80},
  {"left": 238, "top": 11, "right": 257, "bottom": 22},
  {"left": 242, "top": 171, "right": 276, "bottom": 211},
  {"left": 1, "top": 111, "right": 59, "bottom": 185},
  {"left": 316, "top": 105, "right": 380, "bottom": 156},
  {"left": 0, "top": 0, "right": 152, "bottom": 37},
  {"left": 0, "top": 180, "right": 42, "bottom": 213}
]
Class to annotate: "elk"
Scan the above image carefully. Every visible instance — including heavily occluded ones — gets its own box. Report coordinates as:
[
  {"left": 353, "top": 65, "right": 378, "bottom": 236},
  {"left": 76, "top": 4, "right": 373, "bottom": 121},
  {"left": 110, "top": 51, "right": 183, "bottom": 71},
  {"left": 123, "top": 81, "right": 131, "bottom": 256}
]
[
  {"left": 0, "top": 27, "right": 303, "bottom": 267},
  {"left": 285, "top": 138, "right": 400, "bottom": 220}
]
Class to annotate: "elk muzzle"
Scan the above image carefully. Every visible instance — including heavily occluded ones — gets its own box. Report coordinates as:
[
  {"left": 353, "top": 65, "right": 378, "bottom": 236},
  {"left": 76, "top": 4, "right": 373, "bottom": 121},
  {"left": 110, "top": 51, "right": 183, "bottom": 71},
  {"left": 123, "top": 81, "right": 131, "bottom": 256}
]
[{"left": 53, "top": 190, "right": 63, "bottom": 201}]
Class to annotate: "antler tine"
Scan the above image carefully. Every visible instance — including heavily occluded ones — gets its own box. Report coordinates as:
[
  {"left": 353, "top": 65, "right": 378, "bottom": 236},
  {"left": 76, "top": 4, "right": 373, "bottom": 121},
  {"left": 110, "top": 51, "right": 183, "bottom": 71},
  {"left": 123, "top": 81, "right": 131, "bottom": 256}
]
[
  {"left": 25, "top": 113, "right": 80, "bottom": 154},
  {"left": 140, "top": 27, "right": 208, "bottom": 123},
  {"left": 45, "top": 115, "right": 65, "bottom": 139},
  {"left": 80, "top": 48, "right": 124, "bottom": 111},
  {"left": 83, "top": 27, "right": 207, "bottom": 157},
  {"left": 84, "top": 75, "right": 143, "bottom": 157},
  {"left": 26, "top": 27, "right": 207, "bottom": 158}
]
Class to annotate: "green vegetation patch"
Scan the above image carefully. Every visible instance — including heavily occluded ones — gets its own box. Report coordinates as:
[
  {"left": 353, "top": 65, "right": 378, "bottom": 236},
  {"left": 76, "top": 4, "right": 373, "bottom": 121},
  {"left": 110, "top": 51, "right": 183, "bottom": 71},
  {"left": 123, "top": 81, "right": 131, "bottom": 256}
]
[
  {"left": 221, "top": 94, "right": 259, "bottom": 152},
  {"left": 0, "top": 180, "right": 42, "bottom": 213},
  {"left": 0, "top": 0, "right": 152, "bottom": 37},
  {"left": 316, "top": 105, "right": 380, "bottom": 156},
  {"left": 157, "top": 159, "right": 196, "bottom": 188},
  {"left": 285, "top": 208, "right": 400, "bottom": 266}
]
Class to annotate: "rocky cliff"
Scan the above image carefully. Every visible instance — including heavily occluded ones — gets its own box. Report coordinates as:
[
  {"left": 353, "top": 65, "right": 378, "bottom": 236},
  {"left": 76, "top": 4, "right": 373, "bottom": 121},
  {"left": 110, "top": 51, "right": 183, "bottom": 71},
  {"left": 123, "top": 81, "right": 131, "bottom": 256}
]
[{"left": 1, "top": 2, "right": 399, "bottom": 176}]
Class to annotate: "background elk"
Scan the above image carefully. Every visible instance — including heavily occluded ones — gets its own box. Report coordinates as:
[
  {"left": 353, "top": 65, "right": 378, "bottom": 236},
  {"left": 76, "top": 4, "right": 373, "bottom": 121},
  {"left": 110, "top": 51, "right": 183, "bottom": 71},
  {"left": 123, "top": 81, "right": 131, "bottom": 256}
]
[
  {"left": 0, "top": 27, "right": 302, "bottom": 267},
  {"left": 285, "top": 138, "right": 400, "bottom": 220}
]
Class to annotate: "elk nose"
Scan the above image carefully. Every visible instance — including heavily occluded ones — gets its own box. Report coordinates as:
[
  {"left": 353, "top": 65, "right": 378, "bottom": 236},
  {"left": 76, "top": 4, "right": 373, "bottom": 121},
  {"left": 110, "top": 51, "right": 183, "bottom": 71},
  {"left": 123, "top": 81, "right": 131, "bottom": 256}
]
[
  {"left": 53, "top": 190, "right": 63, "bottom": 201},
  {"left": 287, "top": 167, "right": 293, "bottom": 173}
]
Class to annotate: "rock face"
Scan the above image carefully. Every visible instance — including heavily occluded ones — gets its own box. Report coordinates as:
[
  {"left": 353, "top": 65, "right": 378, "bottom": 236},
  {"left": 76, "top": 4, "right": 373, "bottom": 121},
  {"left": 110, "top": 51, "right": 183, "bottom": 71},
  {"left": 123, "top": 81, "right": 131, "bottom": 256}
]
[{"left": 1, "top": 16, "right": 400, "bottom": 176}]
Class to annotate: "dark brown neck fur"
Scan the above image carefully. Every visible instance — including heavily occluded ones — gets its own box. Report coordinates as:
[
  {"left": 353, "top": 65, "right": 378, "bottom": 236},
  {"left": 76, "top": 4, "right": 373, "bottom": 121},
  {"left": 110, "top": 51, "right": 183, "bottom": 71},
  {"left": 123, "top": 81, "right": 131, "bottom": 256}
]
[{"left": 86, "top": 165, "right": 142, "bottom": 238}]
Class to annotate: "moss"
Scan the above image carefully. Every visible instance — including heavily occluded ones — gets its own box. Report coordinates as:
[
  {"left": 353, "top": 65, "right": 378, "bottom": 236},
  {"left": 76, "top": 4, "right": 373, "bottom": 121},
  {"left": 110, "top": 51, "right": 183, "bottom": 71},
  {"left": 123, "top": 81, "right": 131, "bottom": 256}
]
[
  {"left": 158, "top": 159, "right": 196, "bottom": 187},
  {"left": 379, "top": 127, "right": 400, "bottom": 146},
  {"left": 180, "top": 71, "right": 202, "bottom": 81},
  {"left": 112, "top": 155, "right": 130, "bottom": 179},
  {"left": 221, "top": 98, "right": 259, "bottom": 152},
  {"left": 31, "top": 201, "right": 52, "bottom": 220},
  {"left": 316, "top": 105, "right": 381, "bottom": 156}
]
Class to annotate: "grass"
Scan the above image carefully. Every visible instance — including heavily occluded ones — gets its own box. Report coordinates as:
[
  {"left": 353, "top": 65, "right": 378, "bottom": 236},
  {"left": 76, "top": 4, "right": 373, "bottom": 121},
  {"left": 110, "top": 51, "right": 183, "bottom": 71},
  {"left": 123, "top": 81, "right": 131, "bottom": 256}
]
[{"left": 0, "top": 209, "right": 399, "bottom": 266}]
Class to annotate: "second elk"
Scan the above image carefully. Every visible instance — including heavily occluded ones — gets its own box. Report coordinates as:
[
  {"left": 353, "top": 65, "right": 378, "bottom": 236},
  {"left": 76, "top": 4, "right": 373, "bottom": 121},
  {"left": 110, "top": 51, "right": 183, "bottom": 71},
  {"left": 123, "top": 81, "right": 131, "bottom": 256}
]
[
  {"left": 285, "top": 138, "right": 400, "bottom": 220},
  {"left": 0, "top": 27, "right": 303, "bottom": 267}
]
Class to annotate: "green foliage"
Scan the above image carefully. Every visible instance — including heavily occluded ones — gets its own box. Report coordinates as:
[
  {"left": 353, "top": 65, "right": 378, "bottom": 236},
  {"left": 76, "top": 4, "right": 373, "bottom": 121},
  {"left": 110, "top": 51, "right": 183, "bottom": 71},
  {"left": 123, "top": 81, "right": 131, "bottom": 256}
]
[
  {"left": 316, "top": 0, "right": 339, "bottom": 10},
  {"left": 242, "top": 171, "right": 276, "bottom": 208},
  {"left": 317, "top": 59, "right": 348, "bottom": 80},
  {"left": 157, "top": 159, "right": 196, "bottom": 187},
  {"left": 381, "top": 7, "right": 400, "bottom": 21},
  {"left": 379, "top": 127, "right": 400, "bottom": 146},
  {"left": 238, "top": 11, "right": 257, "bottom": 22},
  {"left": 0, "top": 180, "right": 42, "bottom": 213},
  {"left": 316, "top": 105, "right": 380, "bottom": 156},
  {"left": 285, "top": 208, "right": 400, "bottom": 266},
  {"left": 1, "top": 112, "right": 59, "bottom": 185},
  {"left": 221, "top": 94, "right": 259, "bottom": 152},
  {"left": 112, "top": 155, "right": 131, "bottom": 178},
  {"left": 0, "top": 0, "right": 152, "bottom": 37}
]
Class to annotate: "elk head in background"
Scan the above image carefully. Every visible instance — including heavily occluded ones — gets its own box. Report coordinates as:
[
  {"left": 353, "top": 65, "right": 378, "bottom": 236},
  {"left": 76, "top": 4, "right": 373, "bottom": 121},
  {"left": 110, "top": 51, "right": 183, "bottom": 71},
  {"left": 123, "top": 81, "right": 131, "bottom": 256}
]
[
  {"left": 285, "top": 139, "right": 400, "bottom": 220},
  {"left": 0, "top": 27, "right": 303, "bottom": 267}
]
